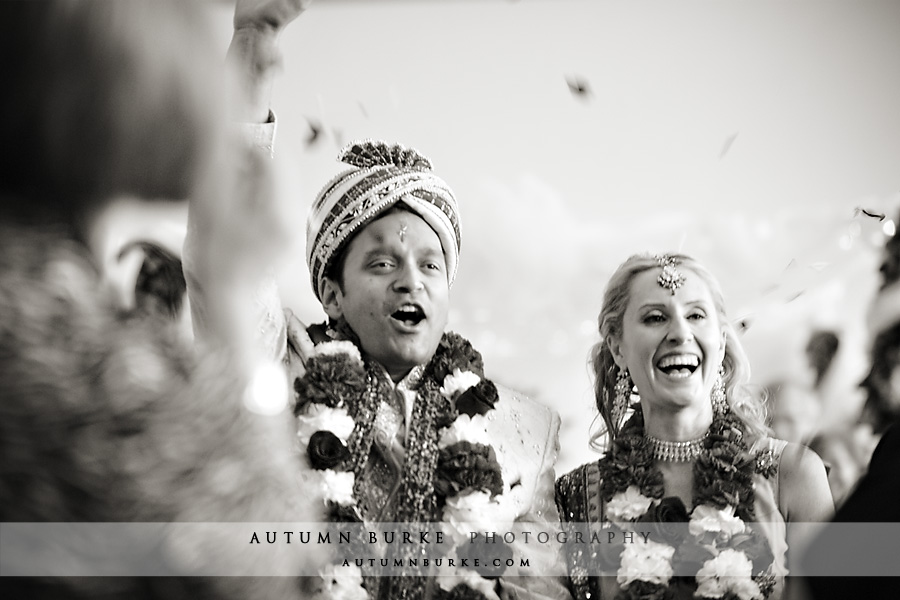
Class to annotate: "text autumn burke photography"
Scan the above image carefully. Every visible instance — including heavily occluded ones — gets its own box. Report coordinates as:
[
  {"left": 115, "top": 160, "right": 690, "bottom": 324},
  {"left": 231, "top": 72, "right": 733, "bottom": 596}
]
[{"left": 247, "top": 528, "right": 655, "bottom": 547}]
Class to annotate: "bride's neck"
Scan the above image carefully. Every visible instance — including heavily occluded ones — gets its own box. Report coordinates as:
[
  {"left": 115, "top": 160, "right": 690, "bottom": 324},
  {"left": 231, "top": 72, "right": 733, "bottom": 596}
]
[{"left": 641, "top": 402, "right": 713, "bottom": 441}]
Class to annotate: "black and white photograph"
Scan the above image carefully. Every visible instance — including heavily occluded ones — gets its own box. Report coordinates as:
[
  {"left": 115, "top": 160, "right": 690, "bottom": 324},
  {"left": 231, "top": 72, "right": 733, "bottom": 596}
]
[{"left": 3, "top": 1, "right": 900, "bottom": 599}]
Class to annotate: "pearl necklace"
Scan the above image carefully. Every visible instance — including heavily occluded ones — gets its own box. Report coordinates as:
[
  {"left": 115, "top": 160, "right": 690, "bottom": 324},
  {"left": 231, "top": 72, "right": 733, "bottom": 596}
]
[{"left": 645, "top": 431, "right": 709, "bottom": 462}]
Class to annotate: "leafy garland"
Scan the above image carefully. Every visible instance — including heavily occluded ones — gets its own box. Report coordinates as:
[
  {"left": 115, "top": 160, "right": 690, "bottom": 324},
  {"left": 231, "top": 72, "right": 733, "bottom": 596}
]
[
  {"left": 295, "top": 329, "right": 517, "bottom": 600},
  {"left": 595, "top": 409, "right": 781, "bottom": 600}
]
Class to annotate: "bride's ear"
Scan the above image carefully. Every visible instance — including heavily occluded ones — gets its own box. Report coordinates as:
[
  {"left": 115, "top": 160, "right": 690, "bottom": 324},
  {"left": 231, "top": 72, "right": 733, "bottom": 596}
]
[{"left": 608, "top": 336, "right": 627, "bottom": 370}]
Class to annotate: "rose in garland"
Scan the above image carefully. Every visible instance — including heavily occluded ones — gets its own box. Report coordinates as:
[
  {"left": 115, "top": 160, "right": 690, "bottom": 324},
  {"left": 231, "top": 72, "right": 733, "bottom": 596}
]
[
  {"left": 435, "top": 441, "right": 504, "bottom": 500},
  {"left": 456, "top": 533, "right": 514, "bottom": 579},
  {"left": 456, "top": 379, "right": 498, "bottom": 417},
  {"left": 294, "top": 349, "right": 366, "bottom": 412},
  {"left": 599, "top": 422, "right": 665, "bottom": 502},
  {"left": 637, "top": 497, "right": 690, "bottom": 547},
  {"left": 426, "top": 332, "right": 486, "bottom": 383},
  {"left": 618, "top": 579, "right": 673, "bottom": 600},
  {"left": 308, "top": 430, "right": 352, "bottom": 470}
]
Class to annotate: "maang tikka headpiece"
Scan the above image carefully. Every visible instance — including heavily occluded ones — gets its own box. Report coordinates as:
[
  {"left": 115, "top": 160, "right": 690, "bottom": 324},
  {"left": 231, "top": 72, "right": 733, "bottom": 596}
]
[{"left": 655, "top": 254, "right": 686, "bottom": 295}]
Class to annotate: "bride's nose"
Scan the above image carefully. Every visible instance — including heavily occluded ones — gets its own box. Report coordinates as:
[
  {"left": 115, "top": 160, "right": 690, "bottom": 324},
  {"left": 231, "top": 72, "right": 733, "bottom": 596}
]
[{"left": 666, "top": 315, "right": 693, "bottom": 344}]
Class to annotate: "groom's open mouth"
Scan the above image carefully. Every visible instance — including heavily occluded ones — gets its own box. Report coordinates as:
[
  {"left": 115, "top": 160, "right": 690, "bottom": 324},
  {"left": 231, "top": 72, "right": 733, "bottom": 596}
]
[{"left": 391, "top": 303, "right": 426, "bottom": 328}]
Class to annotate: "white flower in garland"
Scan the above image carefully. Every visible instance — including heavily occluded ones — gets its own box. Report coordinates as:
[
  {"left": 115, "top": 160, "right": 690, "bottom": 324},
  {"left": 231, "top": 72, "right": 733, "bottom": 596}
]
[
  {"left": 606, "top": 485, "right": 655, "bottom": 524},
  {"left": 616, "top": 538, "right": 675, "bottom": 588},
  {"left": 689, "top": 504, "right": 746, "bottom": 539},
  {"left": 311, "top": 563, "right": 368, "bottom": 600},
  {"left": 297, "top": 404, "right": 355, "bottom": 446},
  {"left": 438, "top": 413, "right": 492, "bottom": 448},
  {"left": 311, "top": 340, "right": 363, "bottom": 362},
  {"left": 439, "top": 368, "right": 481, "bottom": 399},
  {"left": 696, "top": 549, "right": 762, "bottom": 600},
  {"left": 319, "top": 469, "right": 356, "bottom": 507},
  {"left": 443, "top": 490, "right": 517, "bottom": 545}
]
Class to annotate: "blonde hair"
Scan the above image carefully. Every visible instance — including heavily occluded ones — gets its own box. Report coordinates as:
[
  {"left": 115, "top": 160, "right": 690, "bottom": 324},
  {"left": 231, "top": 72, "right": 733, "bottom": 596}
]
[{"left": 589, "top": 253, "right": 768, "bottom": 451}]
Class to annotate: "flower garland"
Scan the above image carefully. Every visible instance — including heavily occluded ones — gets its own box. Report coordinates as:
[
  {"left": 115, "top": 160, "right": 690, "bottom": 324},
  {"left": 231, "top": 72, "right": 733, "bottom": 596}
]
[
  {"left": 595, "top": 409, "right": 780, "bottom": 600},
  {"left": 295, "top": 329, "right": 517, "bottom": 600}
]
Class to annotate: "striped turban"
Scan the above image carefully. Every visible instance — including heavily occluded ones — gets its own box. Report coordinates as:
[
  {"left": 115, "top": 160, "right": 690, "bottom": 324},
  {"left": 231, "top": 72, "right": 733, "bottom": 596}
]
[{"left": 306, "top": 140, "right": 461, "bottom": 300}]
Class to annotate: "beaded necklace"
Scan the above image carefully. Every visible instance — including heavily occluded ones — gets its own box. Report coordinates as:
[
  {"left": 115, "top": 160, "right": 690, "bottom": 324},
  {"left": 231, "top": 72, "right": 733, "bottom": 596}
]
[{"left": 645, "top": 432, "right": 709, "bottom": 462}]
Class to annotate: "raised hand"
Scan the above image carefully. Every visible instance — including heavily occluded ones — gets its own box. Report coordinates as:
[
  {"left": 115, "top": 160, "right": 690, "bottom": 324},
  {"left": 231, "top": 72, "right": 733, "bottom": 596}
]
[
  {"left": 228, "top": 0, "right": 312, "bottom": 122},
  {"left": 233, "top": 0, "right": 312, "bottom": 34}
]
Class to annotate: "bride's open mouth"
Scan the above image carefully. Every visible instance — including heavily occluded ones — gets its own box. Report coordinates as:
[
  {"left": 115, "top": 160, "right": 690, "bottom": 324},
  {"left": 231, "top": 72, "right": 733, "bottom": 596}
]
[{"left": 656, "top": 354, "right": 700, "bottom": 378}]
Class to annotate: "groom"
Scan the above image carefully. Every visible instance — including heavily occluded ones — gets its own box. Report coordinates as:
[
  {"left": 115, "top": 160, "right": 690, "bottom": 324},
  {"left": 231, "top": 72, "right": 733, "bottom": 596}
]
[{"left": 292, "top": 140, "right": 571, "bottom": 600}]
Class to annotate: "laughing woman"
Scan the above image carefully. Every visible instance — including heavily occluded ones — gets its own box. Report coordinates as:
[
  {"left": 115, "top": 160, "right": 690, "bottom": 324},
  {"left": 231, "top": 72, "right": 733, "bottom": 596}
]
[{"left": 555, "top": 253, "right": 833, "bottom": 600}]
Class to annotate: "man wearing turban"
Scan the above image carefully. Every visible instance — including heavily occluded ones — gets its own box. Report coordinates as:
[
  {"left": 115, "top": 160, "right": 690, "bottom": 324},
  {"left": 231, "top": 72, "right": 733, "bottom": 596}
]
[{"left": 292, "top": 139, "right": 571, "bottom": 600}]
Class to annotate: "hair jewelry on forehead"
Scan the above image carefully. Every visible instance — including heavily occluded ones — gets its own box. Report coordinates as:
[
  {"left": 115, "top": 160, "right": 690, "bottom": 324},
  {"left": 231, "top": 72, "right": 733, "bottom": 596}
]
[{"left": 655, "top": 254, "right": 686, "bottom": 295}]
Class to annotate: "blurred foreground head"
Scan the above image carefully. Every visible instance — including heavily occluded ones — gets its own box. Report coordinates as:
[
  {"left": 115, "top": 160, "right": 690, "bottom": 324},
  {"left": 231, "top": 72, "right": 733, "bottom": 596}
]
[
  {"left": 0, "top": 2, "right": 315, "bottom": 598},
  {"left": 0, "top": 0, "right": 221, "bottom": 224},
  {"left": 0, "top": 0, "right": 228, "bottom": 324}
]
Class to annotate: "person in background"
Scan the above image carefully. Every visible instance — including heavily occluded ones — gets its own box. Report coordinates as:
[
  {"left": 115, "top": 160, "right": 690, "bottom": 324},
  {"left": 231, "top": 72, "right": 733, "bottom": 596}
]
[{"left": 801, "top": 209, "right": 900, "bottom": 600}]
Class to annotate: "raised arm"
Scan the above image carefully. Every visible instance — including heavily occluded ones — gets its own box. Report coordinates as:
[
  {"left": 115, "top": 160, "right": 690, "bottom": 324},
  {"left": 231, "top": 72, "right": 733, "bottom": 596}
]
[
  {"left": 184, "top": 0, "right": 310, "bottom": 372},
  {"left": 228, "top": 0, "right": 311, "bottom": 123}
]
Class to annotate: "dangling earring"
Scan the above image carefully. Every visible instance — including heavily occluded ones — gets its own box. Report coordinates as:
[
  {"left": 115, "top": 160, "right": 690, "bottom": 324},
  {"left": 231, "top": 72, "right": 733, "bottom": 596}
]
[
  {"left": 612, "top": 367, "right": 633, "bottom": 434},
  {"left": 711, "top": 363, "right": 728, "bottom": 418}
]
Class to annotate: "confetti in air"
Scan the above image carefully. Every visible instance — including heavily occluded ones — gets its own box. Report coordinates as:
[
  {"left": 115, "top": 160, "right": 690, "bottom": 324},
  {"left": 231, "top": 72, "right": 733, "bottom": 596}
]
[
  {"left": 305, "top": 118, "right": 322, "bottom": 147},
  {"left": 566, "top": 76, "right": 591, "bottom": 98},
  {"left": 854, "top": 207, "right": 886, "bottom": 221},
  {"left": 719, "top": 132, "right": 739, "bottom": 159}
]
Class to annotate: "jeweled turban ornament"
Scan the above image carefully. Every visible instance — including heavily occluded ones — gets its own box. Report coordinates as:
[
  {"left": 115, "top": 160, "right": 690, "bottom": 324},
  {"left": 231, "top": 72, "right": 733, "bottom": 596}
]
[
  {"left": 306, "top": 139, "right": 461, "bottom": 300},
  {"left": 655, "top": 254, "right": 686, "bottom": 295}
]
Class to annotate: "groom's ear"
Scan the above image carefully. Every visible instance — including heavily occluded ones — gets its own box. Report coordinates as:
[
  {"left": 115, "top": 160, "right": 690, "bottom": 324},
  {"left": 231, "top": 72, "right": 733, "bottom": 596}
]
[{"left": 320, "top": 277, "right": 344, "bottom": 321}]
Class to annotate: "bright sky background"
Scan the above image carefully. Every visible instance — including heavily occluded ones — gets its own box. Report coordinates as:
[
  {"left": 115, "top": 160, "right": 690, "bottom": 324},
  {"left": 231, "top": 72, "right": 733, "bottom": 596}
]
[{"left": 208, "top": 0, "right": 900, "bottom": 472}]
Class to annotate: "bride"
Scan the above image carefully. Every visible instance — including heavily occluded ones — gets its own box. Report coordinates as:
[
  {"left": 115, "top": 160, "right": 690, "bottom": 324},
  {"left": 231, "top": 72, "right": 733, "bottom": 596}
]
[{"left": 555, "top": 253, "right": 833, "bottom": 600}]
